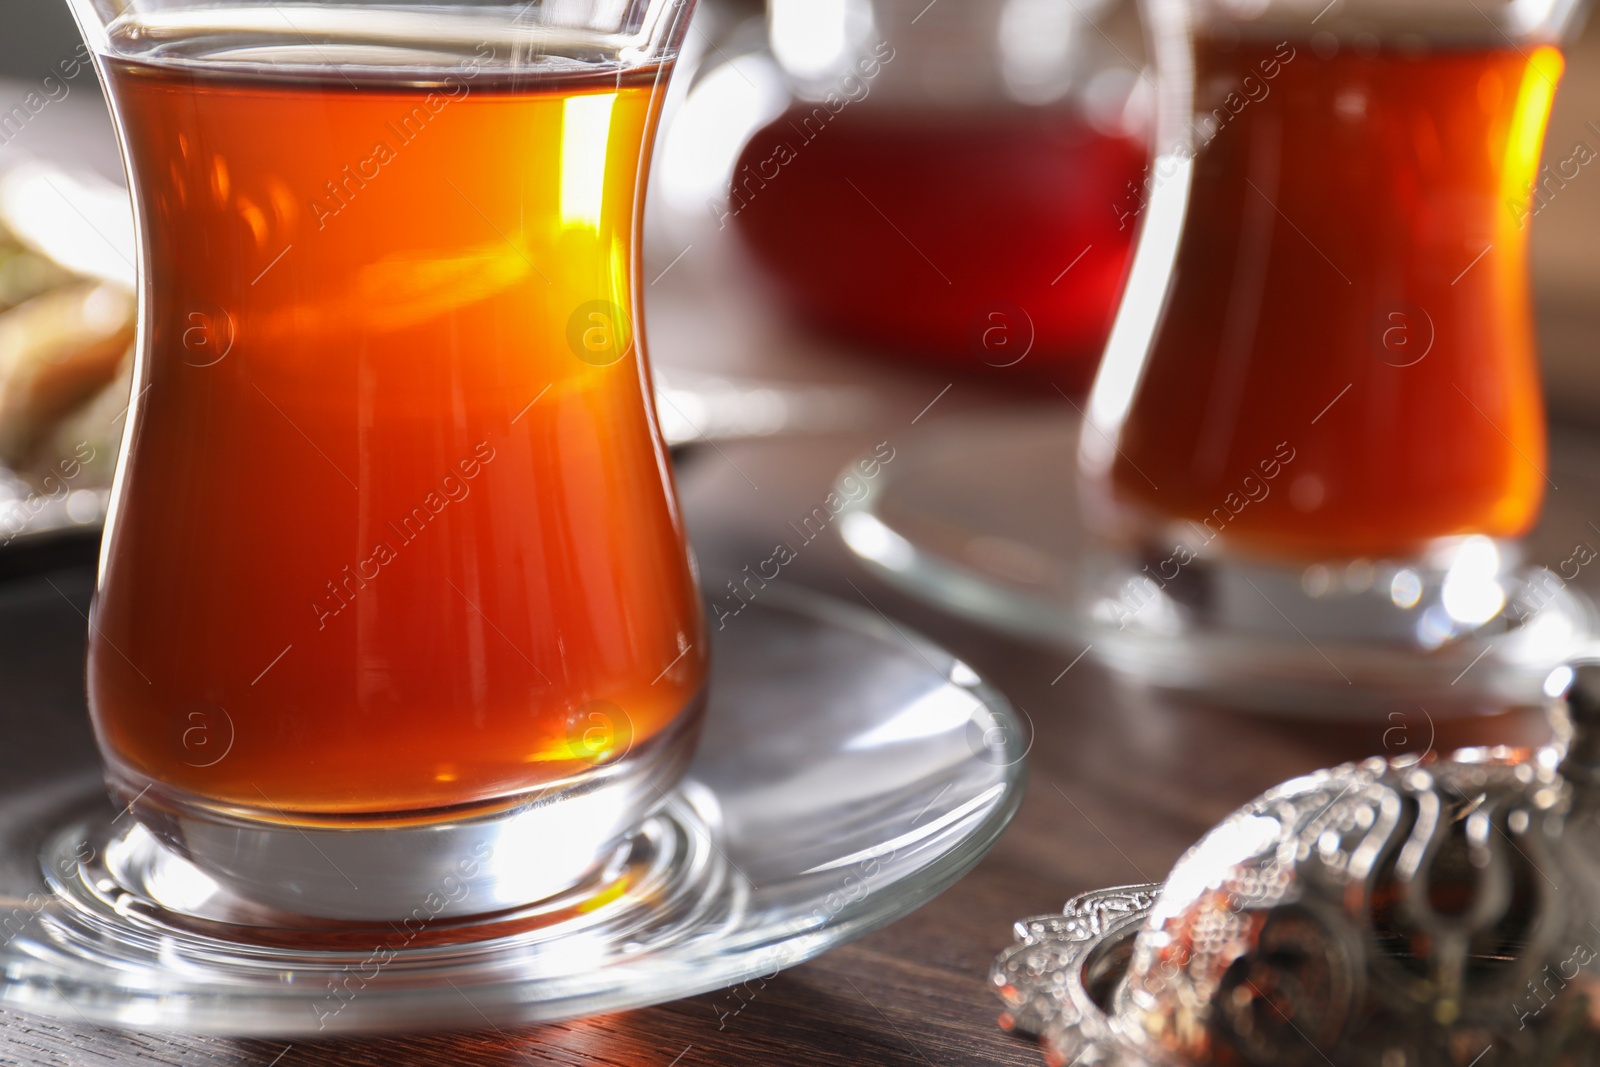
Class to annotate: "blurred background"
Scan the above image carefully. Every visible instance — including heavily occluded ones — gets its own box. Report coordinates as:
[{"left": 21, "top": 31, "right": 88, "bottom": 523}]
[{"left": 0, "top": 1, "right": 79, "bottom": 81}]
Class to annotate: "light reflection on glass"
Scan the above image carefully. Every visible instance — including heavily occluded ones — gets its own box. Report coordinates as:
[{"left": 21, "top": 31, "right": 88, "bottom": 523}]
[
  {"left": 561, "top": 91, "right": 619, "bottom": 229},
  {"left": 1440, "top": 536, "right": 1507, "bottom": 627}
]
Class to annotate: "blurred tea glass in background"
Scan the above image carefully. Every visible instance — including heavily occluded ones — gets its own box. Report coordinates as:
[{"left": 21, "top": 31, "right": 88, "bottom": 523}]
[
  {"left": 64, "top": 0, "right": 706, "bottom": 920},
  {"left": 656, "top": 0, "right": 1149, "bottom": 386},
  {"left": 838, "top": 0, "right": 1599, "bottom": 717},
  {"left": 1079, "top": 0, "right": 1595, "bottom": 710}
]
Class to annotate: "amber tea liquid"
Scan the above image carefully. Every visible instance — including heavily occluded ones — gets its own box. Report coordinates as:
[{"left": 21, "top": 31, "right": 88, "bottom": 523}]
[
  {"left": 90, "top": 51, "right": 706, "bottom": 819},
  {"left": 1103, "top": 36, "right": 1559, "bottom": 559}
]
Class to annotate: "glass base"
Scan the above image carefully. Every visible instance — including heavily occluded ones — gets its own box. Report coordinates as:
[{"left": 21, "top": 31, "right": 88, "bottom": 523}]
[
  {"left": 104, "top": 705, "right": 701, "bottom": 922},
  {"left": 1085, "top": 537, "right": 1594, "bottom": 716},
  {"left": 840, "top": 407, "right": 1598, "bottom": 717},
  {"left": 0, "top": 591, "right": 1024, "bottom": 1035}
]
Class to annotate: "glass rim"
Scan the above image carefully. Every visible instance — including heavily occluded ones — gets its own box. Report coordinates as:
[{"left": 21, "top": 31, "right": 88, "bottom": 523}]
[{"left": 65, "top": 0, "right": 699, "bottom": 79}]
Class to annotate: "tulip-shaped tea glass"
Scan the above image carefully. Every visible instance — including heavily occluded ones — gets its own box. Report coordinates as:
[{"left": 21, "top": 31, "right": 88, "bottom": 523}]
[
  {"left": 0, "top": 0, "right": 1030, "bottom": 1036},
  {"left": 1077, "top": 0, "right": 1595, "bottom": 711},
  {"left": 66, "top": 0, "right": 706, "bottom": 919}
]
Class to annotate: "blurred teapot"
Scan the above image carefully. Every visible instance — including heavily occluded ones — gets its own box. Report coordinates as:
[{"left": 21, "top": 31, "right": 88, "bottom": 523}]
[{"left": 659, "top": 0, "right": 1152, "bottom": 387}]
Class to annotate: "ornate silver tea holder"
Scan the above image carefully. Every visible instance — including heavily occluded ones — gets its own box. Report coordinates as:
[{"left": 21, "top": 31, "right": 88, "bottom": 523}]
[{"left": 993, "top": 662, "right": 1600, "bottom": 1066}]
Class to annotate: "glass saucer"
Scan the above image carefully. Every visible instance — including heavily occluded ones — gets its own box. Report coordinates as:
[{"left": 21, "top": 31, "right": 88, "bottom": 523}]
[
  {"left": 839, "top": 407, "right": 1598, "bottom": 716},
  {"left": 0, "top": 589, "right": 1024, "bottom": 1036},
  {"left": 839, "top": 408, "right": 1088, "bottom": 644}
]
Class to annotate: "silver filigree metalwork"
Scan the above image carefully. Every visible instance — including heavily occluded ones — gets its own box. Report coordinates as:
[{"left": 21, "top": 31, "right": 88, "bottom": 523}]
[{"left": 995, "top": 664, "right": 1600, "bottom": 1066}]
